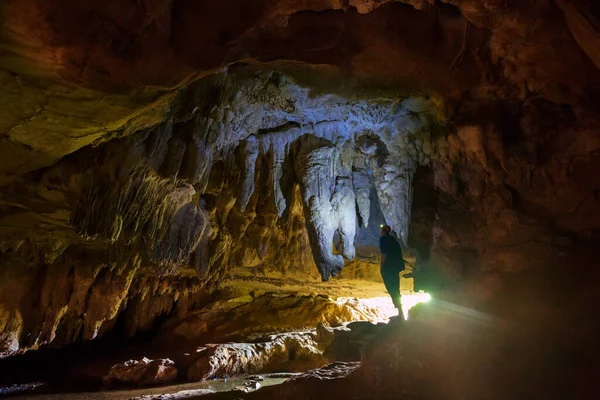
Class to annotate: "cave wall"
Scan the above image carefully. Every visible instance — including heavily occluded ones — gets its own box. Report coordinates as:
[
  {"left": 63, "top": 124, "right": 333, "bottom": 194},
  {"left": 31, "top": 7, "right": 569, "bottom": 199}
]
[{"left": 420, "top": 101, "right": 600, "bottom": 299}]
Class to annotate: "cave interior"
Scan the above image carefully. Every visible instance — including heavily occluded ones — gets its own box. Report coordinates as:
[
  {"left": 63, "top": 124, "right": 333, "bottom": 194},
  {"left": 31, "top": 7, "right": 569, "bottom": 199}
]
[{"left": 1, "top": 0, "right": 600, "bottom": 398}]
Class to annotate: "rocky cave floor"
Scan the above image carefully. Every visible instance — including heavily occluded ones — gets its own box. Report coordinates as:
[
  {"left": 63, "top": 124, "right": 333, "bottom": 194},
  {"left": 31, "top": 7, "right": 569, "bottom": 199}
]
[{"left": 0, "top": 271, "right": 403, "bottom": 399}]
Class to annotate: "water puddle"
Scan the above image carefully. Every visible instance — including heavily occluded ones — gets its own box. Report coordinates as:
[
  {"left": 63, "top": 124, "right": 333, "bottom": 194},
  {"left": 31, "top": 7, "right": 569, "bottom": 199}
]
[{"left": 6, "top": 374, "right": 296, "bottom": 400}]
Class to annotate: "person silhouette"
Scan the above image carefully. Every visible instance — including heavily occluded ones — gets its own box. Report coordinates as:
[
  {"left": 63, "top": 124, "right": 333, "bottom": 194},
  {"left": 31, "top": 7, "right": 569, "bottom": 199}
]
[{"left": 379, "top": 225, "right": 405, "bottom": 310}]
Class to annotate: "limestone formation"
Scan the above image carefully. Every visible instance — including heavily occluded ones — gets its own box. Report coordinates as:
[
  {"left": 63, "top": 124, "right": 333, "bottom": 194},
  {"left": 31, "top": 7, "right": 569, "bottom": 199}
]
[{"left": 0, "top": 69, "right": 440, "bottom": 357}]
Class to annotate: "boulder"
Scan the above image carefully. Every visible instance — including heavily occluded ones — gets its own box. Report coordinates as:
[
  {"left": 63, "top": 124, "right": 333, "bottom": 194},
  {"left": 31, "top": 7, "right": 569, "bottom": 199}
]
[
  {"left": 102, "top": 357, "right": 178, "bottom": 387},
  {"left": 187, "top": 333, "right": 328, "bottom": 381}
]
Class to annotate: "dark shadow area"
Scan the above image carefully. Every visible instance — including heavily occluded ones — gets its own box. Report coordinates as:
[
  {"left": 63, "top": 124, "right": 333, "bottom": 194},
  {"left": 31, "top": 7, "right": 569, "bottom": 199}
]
[
  {"left": 0, "top": 291, "right": 211, "bottom": 397},
  {"left": 0, "top": 335, "right": 154, "bottom": 395},
  {"left": 408, "top": 166, "right": 437, "bottom": 261}
]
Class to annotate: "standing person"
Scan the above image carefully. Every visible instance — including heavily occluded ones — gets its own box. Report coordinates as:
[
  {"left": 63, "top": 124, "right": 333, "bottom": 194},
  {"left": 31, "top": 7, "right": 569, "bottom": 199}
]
[{"left": 379, "top": 225, "right": 405, "bottom": 310}]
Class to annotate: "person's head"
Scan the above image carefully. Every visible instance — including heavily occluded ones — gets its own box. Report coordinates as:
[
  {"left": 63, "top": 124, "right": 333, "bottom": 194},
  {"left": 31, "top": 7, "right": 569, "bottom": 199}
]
[{"left": 380, "top": 224, "right": 391, "bottom": 236}]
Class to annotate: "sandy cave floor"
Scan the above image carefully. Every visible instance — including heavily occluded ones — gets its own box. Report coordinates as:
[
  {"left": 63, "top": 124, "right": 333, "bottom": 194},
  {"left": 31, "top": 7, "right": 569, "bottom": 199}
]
[{"left": 224, "top": 272, "right": 393, "bottom": 299}]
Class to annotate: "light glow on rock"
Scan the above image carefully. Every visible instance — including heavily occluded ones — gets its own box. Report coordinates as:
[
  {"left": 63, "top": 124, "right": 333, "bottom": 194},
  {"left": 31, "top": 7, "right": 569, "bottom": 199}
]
[
  {"left": 334, "top": 296, "right": 397, "bottom": 323},
  {"left": 338, "top": 290, "right": 432, "bottom": 323}
]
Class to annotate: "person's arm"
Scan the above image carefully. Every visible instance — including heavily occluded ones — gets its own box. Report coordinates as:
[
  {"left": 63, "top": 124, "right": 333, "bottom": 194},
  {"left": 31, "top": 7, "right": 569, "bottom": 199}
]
[{"left": 380, "top": 253, "right": 386, "bottom": 267}]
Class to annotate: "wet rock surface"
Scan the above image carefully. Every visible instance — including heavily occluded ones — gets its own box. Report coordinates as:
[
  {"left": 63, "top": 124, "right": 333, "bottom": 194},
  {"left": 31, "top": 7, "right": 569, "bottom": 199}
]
[
  {"left": 164, "top": 276, "right": 397, "bottom": 345},
  {"left": 186, "top": 361, "right": 362, "bottom": 400},
  {"left": 183, "top": 316, "right": 384, "bottom": 383},
  {"left": 0, "top": 382, "right": 48, "bottom": 397},
  {"left": 130, "top": 389, "right": 216, "bottom": 400},
  {"left": 233, "top": 380, "right": 261, "bottom": 393},
  {"left": 183, "top": 315, "right": 397, "bottom": 384}
]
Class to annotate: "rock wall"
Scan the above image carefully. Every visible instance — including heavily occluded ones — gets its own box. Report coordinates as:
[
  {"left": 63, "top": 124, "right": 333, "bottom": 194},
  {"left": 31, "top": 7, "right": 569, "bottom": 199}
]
[{"left": 417, "top": 97, "right": 600, "bottom": 302}]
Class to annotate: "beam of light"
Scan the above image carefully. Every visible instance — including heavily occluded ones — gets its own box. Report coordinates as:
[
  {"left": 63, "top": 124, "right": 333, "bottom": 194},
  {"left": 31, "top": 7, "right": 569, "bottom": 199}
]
[
  {"left": 336, "top": 292, "right": 501, "bottom": 326},
  {"left": 430, "top": 299, "right": 502, "bottom": 326}
]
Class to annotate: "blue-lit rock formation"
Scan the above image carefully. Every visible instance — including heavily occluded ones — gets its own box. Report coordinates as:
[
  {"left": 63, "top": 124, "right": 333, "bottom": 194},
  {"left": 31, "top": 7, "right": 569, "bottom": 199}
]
[{"left": 0, "top": 68, "right": 440, "bottom": 357}]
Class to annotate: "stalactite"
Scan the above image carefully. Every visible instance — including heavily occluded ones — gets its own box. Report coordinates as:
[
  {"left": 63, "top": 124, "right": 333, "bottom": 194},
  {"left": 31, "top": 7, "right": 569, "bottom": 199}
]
[
  {"left": 239, "top": 137, "right": 259, "bottom": 212},
  {"left": 352, "top": 155, "right": 371, "bottom": 228},
  {"left": 296, "top": 144, "right": 344, "bottom": 281}
]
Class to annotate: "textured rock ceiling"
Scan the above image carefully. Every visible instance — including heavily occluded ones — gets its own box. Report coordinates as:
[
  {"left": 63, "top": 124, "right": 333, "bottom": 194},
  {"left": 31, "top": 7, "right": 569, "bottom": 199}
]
[
  {"left": 1, "top": 0, "right": 600, "bottom": 359},
  {"left": 2, "top": 0, "right": 600, "bottom": 182}
]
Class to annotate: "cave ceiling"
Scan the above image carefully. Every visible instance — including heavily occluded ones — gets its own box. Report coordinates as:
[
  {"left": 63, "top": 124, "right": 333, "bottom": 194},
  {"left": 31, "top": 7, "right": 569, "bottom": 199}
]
[{"left": 2, "top": 0, "right": 600, "bottom": 182}]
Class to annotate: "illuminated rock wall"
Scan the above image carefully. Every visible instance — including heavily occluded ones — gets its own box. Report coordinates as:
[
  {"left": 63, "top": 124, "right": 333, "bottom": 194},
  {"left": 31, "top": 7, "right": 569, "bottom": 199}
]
[{"left": 0, "top": 69, "right": 438, "bottom": 357}]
